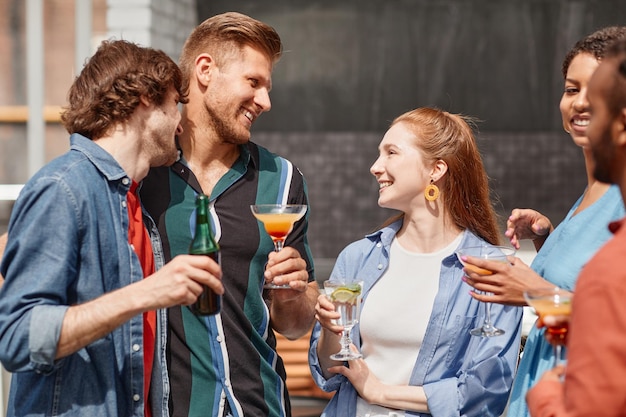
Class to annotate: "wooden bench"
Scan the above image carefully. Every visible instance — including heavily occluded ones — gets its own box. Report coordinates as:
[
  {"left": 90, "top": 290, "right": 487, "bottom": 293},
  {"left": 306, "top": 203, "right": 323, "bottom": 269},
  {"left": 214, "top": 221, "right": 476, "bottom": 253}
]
[{"left": 276, "top": 330, "right": 333, "bottom": 399}]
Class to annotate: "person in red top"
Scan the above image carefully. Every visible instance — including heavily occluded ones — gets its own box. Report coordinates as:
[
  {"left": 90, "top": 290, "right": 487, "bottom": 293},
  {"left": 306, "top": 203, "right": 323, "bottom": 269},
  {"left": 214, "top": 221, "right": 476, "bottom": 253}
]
[
  {"left": 127, "top": 180, "right": 157, "bottom": 417},
  {"left": 526, "top": 38, "right": 626, "bottom": 417}
]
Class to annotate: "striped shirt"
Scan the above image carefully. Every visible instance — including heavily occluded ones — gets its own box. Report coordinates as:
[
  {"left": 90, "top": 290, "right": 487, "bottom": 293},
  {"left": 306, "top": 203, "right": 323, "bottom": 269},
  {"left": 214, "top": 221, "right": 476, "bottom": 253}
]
[{"left": 141, "top": 142, "right": 314, "bottom": 417}]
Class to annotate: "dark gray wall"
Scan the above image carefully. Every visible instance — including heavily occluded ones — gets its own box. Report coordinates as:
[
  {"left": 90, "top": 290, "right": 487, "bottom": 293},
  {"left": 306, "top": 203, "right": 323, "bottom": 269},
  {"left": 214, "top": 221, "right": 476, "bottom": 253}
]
[
  {"left": 197, "top": 1, "right": 626, "bottom": 263},
  {"left": 253, "top": 131, "right": 584, "bottom": 265},
  {"left": 200, "top": 0, "right": 626, "bottom": 132}
]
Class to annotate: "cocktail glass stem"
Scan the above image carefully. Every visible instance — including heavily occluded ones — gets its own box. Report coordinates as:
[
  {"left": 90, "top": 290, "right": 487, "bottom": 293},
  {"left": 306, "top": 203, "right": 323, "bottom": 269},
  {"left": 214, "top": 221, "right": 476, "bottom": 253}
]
[
  {"left": 269, "top": 240, "right": 286, "bottom": 287},
  {"left": 338, "top": 329, "right": 351, "bottom": 355},
  {"left": 553, "top": 344, "right": 563, "bottom": 368},
  {"left": 484, "top": 300, "right": 494, "bottom": 328},
  {"left": 469, "top": 291, "right": 504, "bottom": 337},
  {"left": 330, "top": 326, "right": 362, "bottom": 361}
]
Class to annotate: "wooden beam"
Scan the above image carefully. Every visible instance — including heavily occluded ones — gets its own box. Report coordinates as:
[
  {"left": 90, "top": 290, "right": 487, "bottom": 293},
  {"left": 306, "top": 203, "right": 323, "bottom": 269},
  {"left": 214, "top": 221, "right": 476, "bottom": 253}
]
[{"left": 0, "top": 105, "right": 63, "bottom": 123}]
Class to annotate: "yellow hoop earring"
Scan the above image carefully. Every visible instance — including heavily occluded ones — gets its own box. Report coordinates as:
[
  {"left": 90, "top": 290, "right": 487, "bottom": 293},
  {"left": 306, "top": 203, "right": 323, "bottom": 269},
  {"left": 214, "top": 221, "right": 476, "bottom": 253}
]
[{"left": 424, "top": 181, "right": 440, "bottom": 202}]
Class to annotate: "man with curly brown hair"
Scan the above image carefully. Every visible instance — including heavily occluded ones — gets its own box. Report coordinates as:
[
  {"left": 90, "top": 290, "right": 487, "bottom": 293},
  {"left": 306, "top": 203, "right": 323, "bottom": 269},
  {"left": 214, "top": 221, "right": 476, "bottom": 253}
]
[{"left": 0, "top": 39, "right": 223, "bottom": 417}]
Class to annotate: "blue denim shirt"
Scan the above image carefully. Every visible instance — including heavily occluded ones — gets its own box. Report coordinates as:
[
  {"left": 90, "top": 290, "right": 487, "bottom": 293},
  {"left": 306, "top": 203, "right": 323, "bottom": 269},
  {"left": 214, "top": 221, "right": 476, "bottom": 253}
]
[
  {"left": 309, "top": 222, "right": 522, "bottom": 417},
  {"left": 0, "top": 134, "right": 168, "bottom": 417}
]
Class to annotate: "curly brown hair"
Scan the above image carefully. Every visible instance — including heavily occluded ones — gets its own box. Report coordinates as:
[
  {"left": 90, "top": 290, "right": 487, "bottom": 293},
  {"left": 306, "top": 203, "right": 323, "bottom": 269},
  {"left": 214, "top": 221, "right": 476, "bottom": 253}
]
[{"left": 61, "top": 39, "right": 188, "bottom": 140}]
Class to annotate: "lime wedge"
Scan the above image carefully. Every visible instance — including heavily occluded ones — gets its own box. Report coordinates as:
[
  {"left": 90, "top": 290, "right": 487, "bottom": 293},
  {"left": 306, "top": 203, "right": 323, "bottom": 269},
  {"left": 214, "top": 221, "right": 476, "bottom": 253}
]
[
  {"left": 345, "top": 283, "right": 362, "bottom": 293},
  {"left": 331, "top": 285, "right": 361, "bottom": 303}
]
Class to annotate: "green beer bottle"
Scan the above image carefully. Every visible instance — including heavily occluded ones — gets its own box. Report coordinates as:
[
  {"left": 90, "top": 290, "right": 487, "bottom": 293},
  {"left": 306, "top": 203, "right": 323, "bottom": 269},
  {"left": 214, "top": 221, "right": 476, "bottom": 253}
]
[{"left": 189, "top": 194, "right": 221, "bottom": 315}]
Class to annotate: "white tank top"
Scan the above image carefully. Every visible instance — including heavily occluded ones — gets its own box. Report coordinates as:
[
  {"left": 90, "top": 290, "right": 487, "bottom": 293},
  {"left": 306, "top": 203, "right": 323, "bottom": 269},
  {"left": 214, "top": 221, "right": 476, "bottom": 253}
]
[{"left": 356, "top": 233, "right": 463, "bottom": 417}]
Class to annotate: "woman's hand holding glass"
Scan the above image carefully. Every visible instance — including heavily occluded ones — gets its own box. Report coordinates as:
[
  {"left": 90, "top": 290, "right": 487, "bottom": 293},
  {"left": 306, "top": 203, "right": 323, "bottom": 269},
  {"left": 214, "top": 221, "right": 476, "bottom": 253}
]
[
  {"left": 315, "top": 291, "right": 344, "bottom": 333},
  {"left": 321, "top": 281, "right": 363, "bottom": 360},
  {"left": 314, "top": 289, "right": 346, "bottom": 375},
  {"left": 462, "top": 255, "right": 549, "bottom": 306},
  {"left": 457, "top": 246, "right": 516, "bottom": 337},
  {"left": 315, "top": 281, "right": 363, "bottom": 361}
]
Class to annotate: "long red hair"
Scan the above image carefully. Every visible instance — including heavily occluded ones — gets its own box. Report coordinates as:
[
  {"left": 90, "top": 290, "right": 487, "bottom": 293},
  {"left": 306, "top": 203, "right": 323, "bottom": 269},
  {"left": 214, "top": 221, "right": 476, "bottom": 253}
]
[{"left": 382, "top": 107, "right": 501, "bottom": 245}]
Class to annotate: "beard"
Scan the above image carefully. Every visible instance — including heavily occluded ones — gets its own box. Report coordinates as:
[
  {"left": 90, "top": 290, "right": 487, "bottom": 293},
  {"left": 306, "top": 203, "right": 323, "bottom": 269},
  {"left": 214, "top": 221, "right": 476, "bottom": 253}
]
[
  {"left": 150, "top": 135, "right": 179, "bottom": 167},
  {"left": 204, "top": 101, "right": 251, "bottom": 146}
]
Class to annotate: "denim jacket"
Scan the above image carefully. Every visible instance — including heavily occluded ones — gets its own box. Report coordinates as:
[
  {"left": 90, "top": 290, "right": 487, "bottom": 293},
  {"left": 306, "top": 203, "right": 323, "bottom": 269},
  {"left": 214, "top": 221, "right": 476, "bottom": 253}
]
[
  {"left": 0, "top": 134, "right": 168, "bottom": 417},
  {"left": 309, "top": 222, "right": 522, "bottom": 417}
]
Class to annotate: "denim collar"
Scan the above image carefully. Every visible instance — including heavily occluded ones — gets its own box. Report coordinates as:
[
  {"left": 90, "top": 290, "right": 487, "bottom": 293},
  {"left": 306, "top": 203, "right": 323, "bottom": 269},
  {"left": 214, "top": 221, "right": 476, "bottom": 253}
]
[{"left": 69, "top": 133, "right": 127, "bottom": 182}]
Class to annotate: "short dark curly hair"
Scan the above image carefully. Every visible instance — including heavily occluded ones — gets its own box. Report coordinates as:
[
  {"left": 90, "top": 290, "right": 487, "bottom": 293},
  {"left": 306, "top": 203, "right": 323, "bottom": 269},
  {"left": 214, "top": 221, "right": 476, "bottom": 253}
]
[
  {"left": 61, "top": 39, "right": 188, "bottom": 140},
  {"left": 561, "top": 26, "right": 626, "bottom": 79}
]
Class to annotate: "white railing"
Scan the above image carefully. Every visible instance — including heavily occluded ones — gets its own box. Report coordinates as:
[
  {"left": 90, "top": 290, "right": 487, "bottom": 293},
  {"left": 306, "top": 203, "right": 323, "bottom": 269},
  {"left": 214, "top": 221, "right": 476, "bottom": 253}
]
[
  {"left": 0, "top": 185, "right": 24, "bottom": 201},
  {"left": 0, "top": 185, "right": 18, "bottom": 415}
]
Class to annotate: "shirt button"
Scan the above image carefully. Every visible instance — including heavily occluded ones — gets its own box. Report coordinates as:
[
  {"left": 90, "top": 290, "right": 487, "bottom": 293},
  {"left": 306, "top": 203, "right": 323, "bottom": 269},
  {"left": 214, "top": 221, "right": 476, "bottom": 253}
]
[
  {"left": 377, "top": 264, "right": 383, "bottom": 270},
  {"left": 224, "top": 379, "right": 231, "bottom": 387},
  {"left": 216, "top": 336, "right": 223, "bottom": 343},
  {"left": 122, "top": 201, "right": 127, "bottom": 208},
  {"left": 376, "top": 243, "right": 382, "bottom": 248},
  {"left": 133, "top": 394, "right": 140, "bottom": 402},
  {"left": 122, "top": 177, "right": 130, "bottom": 185},
  {"left": 132, "top": 344, "right": 140, "bottom": 352}
]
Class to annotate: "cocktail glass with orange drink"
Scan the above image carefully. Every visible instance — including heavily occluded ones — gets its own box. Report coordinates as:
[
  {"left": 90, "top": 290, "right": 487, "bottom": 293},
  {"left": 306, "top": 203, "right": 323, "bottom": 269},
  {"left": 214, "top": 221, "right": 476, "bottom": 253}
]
[
  {"left": 250, "top": 204, "right": 308, "bottom": 289},
  {"left": 524, "top": 287, "right": 572, "bottom": 367},
  {"left": 456, "top": 245, "right": 516, "bottom": 337}
]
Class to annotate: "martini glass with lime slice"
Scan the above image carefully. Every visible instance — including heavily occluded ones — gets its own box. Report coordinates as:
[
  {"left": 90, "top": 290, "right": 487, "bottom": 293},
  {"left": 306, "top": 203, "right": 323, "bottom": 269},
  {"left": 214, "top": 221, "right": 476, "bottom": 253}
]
[{"left": 323, "top": 280, "right": 363, "bottom": 361}]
